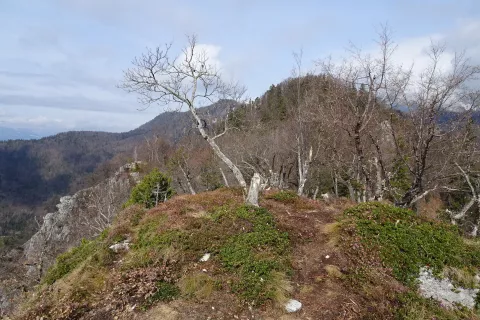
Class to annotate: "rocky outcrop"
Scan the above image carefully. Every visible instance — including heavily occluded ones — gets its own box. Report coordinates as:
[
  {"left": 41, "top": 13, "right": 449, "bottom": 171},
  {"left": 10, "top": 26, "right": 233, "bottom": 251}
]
[
  {"left": 23, "top": 162, "right": 139, "bottom": 281},
  {"left": 418, "top": 267, "right": 480, "bottom": 309},
  {"left": 0, "top": 163, "right": 139, "bottom": 316}
]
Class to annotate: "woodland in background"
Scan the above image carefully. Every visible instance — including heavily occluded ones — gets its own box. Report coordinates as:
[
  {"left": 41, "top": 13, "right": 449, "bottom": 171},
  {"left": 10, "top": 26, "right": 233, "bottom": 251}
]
[{"left": 128, "top": 28, "right": 480, "bottom": 236}]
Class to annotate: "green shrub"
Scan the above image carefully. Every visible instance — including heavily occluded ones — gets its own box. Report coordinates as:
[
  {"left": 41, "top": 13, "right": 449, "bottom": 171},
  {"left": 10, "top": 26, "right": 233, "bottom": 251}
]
[
  {"left": 91, "top": 244, "right": 116, "bottom": 267},
  {"left": 150, "top": 281, "right": 180, "bottom": 302},
  {"left": 388, "top": 157, "right": 411, "bottom": 202},
  {"left": 143, "top": 281, "right": 180, "bottom": 309},
  {"left": 124, "top": 168, "right": 175, "bottom": 209},
  {"left": 43, "top": 239, "right": 98, "bottom": 285},
  {"left": 343, "top": 202, "right": 480, "bottom": 285},
  {"left": 266, "top": 190, "right": 298, "bottom": 203},
  {"left": 134, "top": 217, "right": 180, "bottom": 250}
]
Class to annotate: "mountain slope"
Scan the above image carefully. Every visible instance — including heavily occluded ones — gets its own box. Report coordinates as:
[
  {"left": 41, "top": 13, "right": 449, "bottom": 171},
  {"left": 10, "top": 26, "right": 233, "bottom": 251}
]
[
  {"left": 13, "top": 190, "right": 480, "bottom": 319},
  {"left": 0, "top": 163, "right": 138, "bottom": 316},
  {"left": 0, "top": 127, "right": 54, "bottom": 141},
  {"left": 0, "top": 100, "right": 236, "bottom": 251}
]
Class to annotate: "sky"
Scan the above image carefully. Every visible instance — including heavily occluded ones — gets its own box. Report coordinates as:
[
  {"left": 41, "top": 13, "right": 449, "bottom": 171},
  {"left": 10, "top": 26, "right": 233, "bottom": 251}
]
[{"left": 1, "top": 0, "right": 479, "bottom": 134}]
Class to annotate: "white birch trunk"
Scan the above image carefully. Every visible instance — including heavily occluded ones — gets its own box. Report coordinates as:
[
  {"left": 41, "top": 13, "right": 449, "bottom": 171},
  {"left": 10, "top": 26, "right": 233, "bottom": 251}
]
[
  {"left": 334, "top": 174, "right": 339, "bottom": 197},
  {"left": 471, "top": 200, "right": 480, "bottom": 237},
  {"left": 219, "top": 167, "right": 230, "bottom": 188},
  {"left": 179, "top": 165, "right": 196, "bottom": 195},
  {"left": 374, "top": 157, "right": 384, "bottom": 201},
  {"left": 452, "top": 197, "right": 475, "bottom": 222},
  {"left": 297, "top": 146, "right": 313, "bottom": 196},
  {"left": 313, "top": 186, "right": 319, "bottom": 200},
  {"left": 188, "top": 104, "right": 247, "bottom": 192},
  {"left": 246, "top": 173, "right": 261, "bottom": 207}
]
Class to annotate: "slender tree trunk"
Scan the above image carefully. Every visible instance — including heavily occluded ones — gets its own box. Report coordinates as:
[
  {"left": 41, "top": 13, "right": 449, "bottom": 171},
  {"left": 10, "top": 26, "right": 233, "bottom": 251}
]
[
  {"left": 470, "top": 202, "right": 480, "bottom": 237},
  {"left": 362, "top": 176, "right": 367, "bottom": 203},
  {"left": 246, "top": 173, "right": 261, "bottom": 207},
  {"left": 313, "top": 186, "right": 319, "bottom": 200},
  {"left": 374, "top": 157, "right": 384, "bottom": 201},
  {"left": 179, "top": 165, "right": 196, "bottom": 195},
  {"left": 187, "top": 104, "right": 248, "bottom": 193},
  {"left": 354, "top": 123, "right": 371, "bottom": 202},
  {"left": 279, "top": 165, "right": 285, "bottom": 189},
  {"left": 176, "top": 178, "right": 187, "bottom": 193},
  {"left": 452, "top": 197, "right": 476, "bottom": 223},
  {"left": 219, "top": 167, "right": 230, "bottom": 188},
  {"left": 334, "top": 172, "right": 339, "bottom": 197},
  {"left": 297, "top": 145, "right": 313, "bottom": 196},
  {"left": 347, "top": 181, "right": 355, "bottom": 202}
]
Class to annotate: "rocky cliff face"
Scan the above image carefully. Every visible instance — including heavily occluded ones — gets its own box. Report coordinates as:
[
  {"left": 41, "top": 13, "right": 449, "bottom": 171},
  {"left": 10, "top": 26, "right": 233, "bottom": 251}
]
[
  {"left": 0, "top": 163, "right": 139, "bottom": 316},
  {"left": 24, "top": 162, "right": 140, "bottom": 281}
]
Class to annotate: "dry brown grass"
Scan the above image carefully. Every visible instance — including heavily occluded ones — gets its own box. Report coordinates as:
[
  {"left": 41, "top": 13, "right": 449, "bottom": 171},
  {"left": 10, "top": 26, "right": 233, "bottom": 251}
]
[
  {"left": 268, "top": 271, "right": 293, "bottom": 306},
  {"left": 442, "top": 266, "right": 479, "bottom": 289},
  {"left": 178, "top": 272, "right": 215, "bottom": 300},
  {"left": 324, "top": 265, "right": 344, "bottom": 279}
]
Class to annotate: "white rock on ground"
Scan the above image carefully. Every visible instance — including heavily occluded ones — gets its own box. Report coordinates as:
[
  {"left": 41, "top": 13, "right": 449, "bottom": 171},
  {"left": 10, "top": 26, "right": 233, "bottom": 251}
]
[
  {"left": 199, "top": 253, "right": 211, "bottom": 262},
  {"left": 418, "top": 267, "right": 479, "bottom": 309},
  {"left": 285, "top": 299, "right": 302, "bottom": 313},
  {"left": 109, "top": 241, "right": 130, "bottom": 253}
]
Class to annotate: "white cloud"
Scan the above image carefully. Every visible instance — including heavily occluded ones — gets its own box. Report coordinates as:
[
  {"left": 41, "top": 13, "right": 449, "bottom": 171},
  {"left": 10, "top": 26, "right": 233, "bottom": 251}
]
[
  {"left": 196, "top": 44, "right": 222, "bottom": 70},
  {"left": 391, "top": 35, "right": 453, "bottom": 74},
  {"left": 0, "top": 105, "right": 156, "bottom": 132},
  {"left": 2, "top": 115, "right": 61, "bottom": 126},
  {"left": 346, "top": 20, "right": 480, "bottom": 86}
]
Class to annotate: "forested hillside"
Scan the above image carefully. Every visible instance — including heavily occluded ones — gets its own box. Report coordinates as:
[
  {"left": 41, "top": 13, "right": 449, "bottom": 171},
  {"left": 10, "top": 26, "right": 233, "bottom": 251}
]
[
  {"left": 0, "top": 100, "right": 236, "bottom": 250},
  {"left": 119, "top": 31, "right": 480, "bottom": 240}
]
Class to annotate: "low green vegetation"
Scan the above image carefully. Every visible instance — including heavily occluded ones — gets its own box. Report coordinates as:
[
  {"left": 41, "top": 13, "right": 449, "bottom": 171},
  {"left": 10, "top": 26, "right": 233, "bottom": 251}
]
[
  {"left": 124, "top": 168, "right": 175, "bottom": 209},
  {"left": 43, "top": 239, "right": 98, "bottom": 285},
  {"left": 266, "top": 190, "right": 298, "bottom": 203},
  {"left": 179, "top": 272, "right": 216, "bottom": 299},
  {"left": 395, "top": 292, "right": 477, "bottom": 320},
  {"left": 125, "top": 204, "right": 292, "bottom": 305},
  {"left": 43, "top": 225, "right": 126, "bottom": 285},
  {"left": 341, "top": 202, "right": 480, "bottom": 318},
  {"left": 145, "top": 281, "right": 180, "bottom": 306},
  {"left": 343, "top": 202, "right": 480, "bottom": 285},
  {"left": 42, "top": 199, "right": 292, "bottom": 310},
  {"left": 218, "top": 206, "right": 290, "bottom": 305}
]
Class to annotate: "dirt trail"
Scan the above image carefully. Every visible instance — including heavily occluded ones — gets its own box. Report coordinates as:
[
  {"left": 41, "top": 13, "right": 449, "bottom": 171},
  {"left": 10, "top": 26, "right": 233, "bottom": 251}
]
[{"left": 261, "top": 197, "right": 360, "bottom": 320}]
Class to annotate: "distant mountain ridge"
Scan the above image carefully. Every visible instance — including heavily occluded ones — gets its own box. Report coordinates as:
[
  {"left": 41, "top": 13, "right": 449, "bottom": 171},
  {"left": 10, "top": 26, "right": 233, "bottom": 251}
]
[
  {"left": 0, "top": 127, "right": 56, "bottom": 141},
  {"left": 0, "top": 99, "right": 237, "bottom": 250}
]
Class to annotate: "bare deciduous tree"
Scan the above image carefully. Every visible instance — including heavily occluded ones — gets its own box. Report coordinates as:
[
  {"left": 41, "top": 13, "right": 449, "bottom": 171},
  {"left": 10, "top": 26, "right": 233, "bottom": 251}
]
[
  {"left": 121, "top": 35, "right": 262, "bottom": 205},
  {"left": 167, "top": 141, "right": 197, "bottom": 195},
  {"left": 385, "top": 44, "right": 480, "bottom": 207},
  {"left": 292, "top": 51, "right": 316, "bottom": 196},
  {"left": 81, "top": 177, "right": 131, "bottom": 234},
  {"left": 317, "top": 26, "right": 395, "bottom": 202}
]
